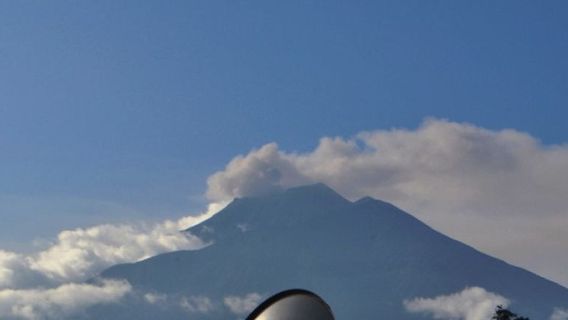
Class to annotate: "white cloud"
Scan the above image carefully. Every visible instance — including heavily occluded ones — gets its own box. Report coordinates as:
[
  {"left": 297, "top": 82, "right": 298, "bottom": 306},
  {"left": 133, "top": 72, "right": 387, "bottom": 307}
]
[
  {"left": 144, "top": 292, "right": 219, "bottom": 314},
  {"left": 551, "top": 308, "right": 568, "bottom": 320},
  {"left": 0, "top": 251, "right": 51, "bottom": 290},
  {"left": 224, "top": 293, "right": 263, "bottom": 315},
  {"left": 0, "top": 279, "right": 131, "bottom": 320},
  {"left": 236, "top": 223, "right": 250, "bottom": 233},
  {"left": 180, "top": 295, "right": 215, "bottom": 314},
  {"left": 176, "top": 202, "right": 228, "bottom": 230},
  {"left": 144, "top": 292, "right": 168, "bottom": 305},
  {"left": 0, "top": 251, "right": 27, "bottom": 289},
  {"left": 404, "top": 287, "right": 508, "bottom": 320},
  {"left": 0, "top": 203, "right": 226, "bottom": 319},
  {"left": 0, "top": 203, "right": 225, "bottom": 288},
  {"left": 28, "top": 221, "right": 204, "bottom": 282},
  {"left": 205, "top": 119, "right": 568, "bottom": 287}
]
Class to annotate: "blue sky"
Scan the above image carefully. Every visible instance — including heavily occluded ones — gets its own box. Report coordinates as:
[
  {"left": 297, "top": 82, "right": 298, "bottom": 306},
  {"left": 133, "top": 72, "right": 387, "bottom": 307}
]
[{"left": 1, "top": 1, "right": 568, "bottom": 249}]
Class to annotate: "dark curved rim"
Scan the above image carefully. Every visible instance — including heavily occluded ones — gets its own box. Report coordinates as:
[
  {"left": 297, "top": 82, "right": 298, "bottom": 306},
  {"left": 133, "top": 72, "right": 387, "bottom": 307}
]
[{"left": 245, "top": 289, "right": 334, "bottom": 320}]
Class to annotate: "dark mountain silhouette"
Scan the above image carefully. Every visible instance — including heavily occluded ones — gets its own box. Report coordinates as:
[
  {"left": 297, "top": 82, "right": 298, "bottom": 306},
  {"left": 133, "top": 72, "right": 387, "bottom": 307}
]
[{"left": 91, "top": 183, "right": 568, "bottom": 319}]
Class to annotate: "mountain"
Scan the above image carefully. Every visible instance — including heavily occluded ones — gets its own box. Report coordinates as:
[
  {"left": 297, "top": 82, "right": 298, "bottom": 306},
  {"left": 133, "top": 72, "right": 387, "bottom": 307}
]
[{"left": 90, "top": 183, "right": 568, "bottom": 319}]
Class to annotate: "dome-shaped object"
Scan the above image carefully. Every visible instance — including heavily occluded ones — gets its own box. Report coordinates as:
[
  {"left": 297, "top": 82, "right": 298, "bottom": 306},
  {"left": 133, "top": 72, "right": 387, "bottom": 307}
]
[{"left": 246, "top": 289, "right": 335, "bottom": 320}]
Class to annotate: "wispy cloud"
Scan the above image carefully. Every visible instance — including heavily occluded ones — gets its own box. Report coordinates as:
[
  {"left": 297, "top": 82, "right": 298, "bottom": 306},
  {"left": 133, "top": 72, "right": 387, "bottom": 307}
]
[
  {"left": 141, "top": 291, "right": 263, "bottom": 316},
  {"left": 144, "top": 292, "right": 168, "bottom": 305},
  {"left": 224, "top": 293, "right": 263, "bottom": 315},
  {"left": 206, "top": 118, "right": 568, "bottom": 286},
  {"left": 180, "top": 295, "right": 215, "bottom": 314},
  {"left": 404, "top": 287, "right": 508, "bottom": 320},
  {"left": 551, "top": 308, "right": 568, "bottom": 320}
]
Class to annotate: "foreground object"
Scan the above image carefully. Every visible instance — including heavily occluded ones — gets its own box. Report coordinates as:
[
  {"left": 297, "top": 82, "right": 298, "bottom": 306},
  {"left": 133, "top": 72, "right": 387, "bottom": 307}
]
[{"left": 247, "top": 289, "right": 334, "bottom": 320}]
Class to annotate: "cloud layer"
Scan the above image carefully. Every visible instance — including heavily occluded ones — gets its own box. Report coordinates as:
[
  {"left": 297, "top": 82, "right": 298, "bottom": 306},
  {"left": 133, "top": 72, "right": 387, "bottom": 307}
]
[
  {"left": 206, "top": 119, "right": 568, "bottom": 286},
  {"left": 0, "top": 279, "right": 131, "bottom": 320},
  {"left": 404, "top": 287, "right": 509, "bottom": 320},
  {"left": 0, "top": 203, "right": 224, "bottom": 289},
  {"left": 0, "top": 203, "right": 225, "bottom": 319},
  {"left": 141, "top": 291, "right": 263, "bottom": 316}
]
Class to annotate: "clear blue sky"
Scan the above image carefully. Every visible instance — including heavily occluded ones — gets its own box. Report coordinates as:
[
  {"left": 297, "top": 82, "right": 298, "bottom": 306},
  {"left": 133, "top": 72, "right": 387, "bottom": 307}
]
[{"left": 1, "top": 1, "right": 567, "bottom": 249}]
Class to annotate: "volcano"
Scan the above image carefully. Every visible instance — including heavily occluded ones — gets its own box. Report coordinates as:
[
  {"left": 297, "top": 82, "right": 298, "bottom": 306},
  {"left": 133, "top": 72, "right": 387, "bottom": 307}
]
[{"left": 92, "top": 183, "right": 568, "bottom": 319}]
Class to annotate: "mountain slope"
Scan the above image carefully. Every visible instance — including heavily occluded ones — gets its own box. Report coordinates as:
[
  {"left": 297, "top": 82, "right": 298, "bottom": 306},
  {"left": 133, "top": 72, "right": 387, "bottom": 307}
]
[{"left": 94, "top": 184, "right": 568, "bottom": 319}]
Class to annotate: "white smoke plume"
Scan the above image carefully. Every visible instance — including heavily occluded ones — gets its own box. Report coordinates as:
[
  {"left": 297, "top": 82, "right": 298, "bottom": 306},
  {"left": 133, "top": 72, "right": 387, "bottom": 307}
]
[{"left": 205, "top": 119, "right": 568, "bottom": 286}]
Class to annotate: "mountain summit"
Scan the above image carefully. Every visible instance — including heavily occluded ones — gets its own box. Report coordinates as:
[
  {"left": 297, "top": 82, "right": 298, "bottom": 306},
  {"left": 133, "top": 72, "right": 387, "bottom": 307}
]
[{"left": 96, "top": 184, "right": 568, "bottom": 319}]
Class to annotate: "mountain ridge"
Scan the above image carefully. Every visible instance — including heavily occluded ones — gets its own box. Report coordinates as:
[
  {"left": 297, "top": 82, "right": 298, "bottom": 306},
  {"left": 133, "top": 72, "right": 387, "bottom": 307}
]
[{"left": 95, "top": 183, "right": 568, "bottom": 320}]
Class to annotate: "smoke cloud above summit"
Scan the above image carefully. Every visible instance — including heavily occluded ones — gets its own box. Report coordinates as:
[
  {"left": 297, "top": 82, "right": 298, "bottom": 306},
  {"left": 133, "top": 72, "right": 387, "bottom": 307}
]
[{"left": 206, "top": 119, "right": 568, "bottom": 286}]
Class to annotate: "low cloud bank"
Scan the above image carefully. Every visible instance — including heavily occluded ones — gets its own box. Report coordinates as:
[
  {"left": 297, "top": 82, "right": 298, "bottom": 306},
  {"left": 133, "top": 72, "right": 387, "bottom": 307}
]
[
  {"left": 0, "top": 203, "right": 223, "bottom": 289},
  {"left": 142, "top": 291, "right": 216, "bottom": 314},
  {"left": 29, "top": 221, "right": 204, "bottom": 283},
  {"left": 404, "top": 287, "right": 509, "bottom": 320},
  {"left": 0, "top": 279, "right": 131, "bottom": 320},
  {"left": 206, "top": 119, "right": 568, "bottom": 286},
  {"left": 0, "top": 203, "right": 225, "bottom": 319},
  {"left": 141, "top": 291, "right": 263, "bottom": 316}
]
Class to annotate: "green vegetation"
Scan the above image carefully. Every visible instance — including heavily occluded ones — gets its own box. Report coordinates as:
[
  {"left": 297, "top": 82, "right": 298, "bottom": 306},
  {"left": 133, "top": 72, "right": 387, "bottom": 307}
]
[{"left": 492, "top": 305, "right": 529, "bottom": 320}]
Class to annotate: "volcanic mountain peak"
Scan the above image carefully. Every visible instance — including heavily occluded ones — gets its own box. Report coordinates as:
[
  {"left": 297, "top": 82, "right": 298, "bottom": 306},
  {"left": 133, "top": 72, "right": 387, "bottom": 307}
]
[{"left": 97, "top": 184, "right": 568, "bottom": 320}]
